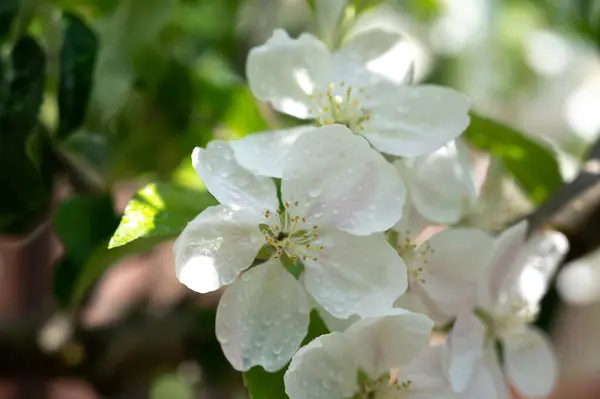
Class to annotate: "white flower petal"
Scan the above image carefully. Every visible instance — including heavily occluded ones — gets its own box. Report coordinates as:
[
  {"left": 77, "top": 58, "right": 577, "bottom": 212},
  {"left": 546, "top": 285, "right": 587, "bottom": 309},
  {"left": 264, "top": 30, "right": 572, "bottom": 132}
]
[
  {"left": 316, "top": 0, "right": 347, "bottom": 47},
  {"left": 392, "top": 162, "right": 431, "bottom": 237},
  {"left": 400, "top": 345, "right": 457, "bottom": 398},
  {"left": 479, "top": 220, "right": 528, "bottom": 308},
  {"left": 463, "top": 349, "right": 509, "bottom": 399},
  {"left": 363, "top": 85, "right": 471, "bottom": 157},
  {"left": 417, "top": 228, "right": 493, "bottom": 319},
  {"left": 282, "top": 124, "right": 405, "bottom": 235},
  {"left": 516, "top": 230, "right": 569, "bottom": 309},
  {"left": 314, "top": 302, "right": 359, "bottom": 333},
  {"left": 230, "top": 126, "right": 313, "bottom": 178},
  {"left": 345, "top": 311, "right": 434, "bottom": 377},
  {"left": 408, "top": 140, "right": 477, "bottom": 224},
  {"left": 394, "top": 292, "right": 429, "bottom": 315},
  {"left": 216, "top": 259, "right": 310, "bottom": 372},
  {"left": 502, "top": 326, "right": 558, "bottom": 398},
  {"left": 285, "top": 332, "right": 358, "bottom": 399},
  {"left": 441, "top": 310, "right": 486, "bottom": 393},
  {"left": 338, "top": 28, "right": 404, "bottom": 66},
  {"left": 174, "top": 205, "right": 263, "bottom": 293},
  {"left": 304, "top": 230, "right": 407, "bottom": 319},
  {"left": 192, "top": 141, "right": 278, "bottom": 212},
  {"left": 417, "top": 276, "right": 478, "bottom": 323},
  {"left": 247, "top": 29, "right": 332, "bottom": 119},
  {"left": 428, "top": 227, "right": 494, "bottom": 281}
]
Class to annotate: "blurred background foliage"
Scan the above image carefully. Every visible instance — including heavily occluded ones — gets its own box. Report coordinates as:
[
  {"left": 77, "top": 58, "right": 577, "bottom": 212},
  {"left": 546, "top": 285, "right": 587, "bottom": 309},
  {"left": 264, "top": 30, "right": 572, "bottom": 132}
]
[{"left": 1, "top": 0, "right": 600, "bottom": 397}]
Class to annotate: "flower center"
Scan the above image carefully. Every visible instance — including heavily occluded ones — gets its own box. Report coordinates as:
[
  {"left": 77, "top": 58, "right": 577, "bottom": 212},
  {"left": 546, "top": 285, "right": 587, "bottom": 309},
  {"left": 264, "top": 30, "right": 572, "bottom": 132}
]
[
  {"left": 396, "top": 234, "right": 435, "bottom": 285},
  {"left": 354, "top": 371, "right": 413, "bottom": 399},
  {"left": 261, "top": 201, "right": 323, "bottom": 262},
  {"left": 493, "top": 298, "right": 537, "bottom": 336},
  {"left": 307, "top": 82, "right": 371, "bottom": 133}
]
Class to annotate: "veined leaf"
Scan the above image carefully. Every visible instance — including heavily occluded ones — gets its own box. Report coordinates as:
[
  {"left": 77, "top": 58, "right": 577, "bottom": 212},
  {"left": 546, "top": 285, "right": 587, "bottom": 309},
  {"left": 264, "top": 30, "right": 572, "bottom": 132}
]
[
  {"left": 109, "top": 182, "right": 217, "bottom": 248},
  {"left": 465, "top": 113, "right": 562, "bottom": 205}
]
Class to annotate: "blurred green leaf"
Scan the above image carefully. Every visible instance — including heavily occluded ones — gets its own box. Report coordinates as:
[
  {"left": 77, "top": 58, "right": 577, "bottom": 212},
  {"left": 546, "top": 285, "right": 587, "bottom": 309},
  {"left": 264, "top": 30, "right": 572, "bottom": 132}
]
[
  {"left": 52, "top": 194, "right": 119, "bottom": 307},
  {"left": 109, "top": 182, "right": 217, "bottom": 248},
  {"left": 465, "top": 113, "right": 562, "bottom": 205},
  {"left": 57, "top": 13, "right": 99, "bottom": 138},
  {"left": 70, "top": 235, "right": 167, "bottom": 307},
  {"left": 53, "top": 195, "right": 119, "bottom": 263},
  {"left": 223, "top": 86, "right": 269, "bottom": 137},
  {"left": 1, "top": 36, "right": 45, "bottom": 142},
  {"left": 91, "top": 0, "right": 175, "bottom": 120},
  {"left": 399, "top": 0, "right": 441, "bottom": 20},
  {"left": 0, "top": 35, "right": 49, "bottom": 234},
  {"left": 59, "top": 129, "right": 110, "bottom": 189},
  {"left": 0, "top": 0, "right": 18, "bottom": 42},
  {"left": 244, "top": 310, "right": 329, "bottom": 399},
  {"left": 151, "top": 373, "right": 193, "bottom": 399}
]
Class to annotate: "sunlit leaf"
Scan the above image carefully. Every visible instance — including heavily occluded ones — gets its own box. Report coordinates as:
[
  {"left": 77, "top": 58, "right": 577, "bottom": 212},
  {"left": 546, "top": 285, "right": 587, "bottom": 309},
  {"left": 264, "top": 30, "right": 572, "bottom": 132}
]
[
  {"left": 109, "top": 182, "right": 217, "bottom": 248},
  {"left": 465, "top": 113, "right": 562, "bottom": 204},
  {"left": 223, "top": 86, "right": 269, "bottom": 137}
]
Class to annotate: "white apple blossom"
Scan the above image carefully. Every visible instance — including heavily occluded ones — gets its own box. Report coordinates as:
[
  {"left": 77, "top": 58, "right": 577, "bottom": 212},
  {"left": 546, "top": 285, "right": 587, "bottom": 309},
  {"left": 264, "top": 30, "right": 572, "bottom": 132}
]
[
  {"left": 458, "top": 221, "right": 569, "bottom": 398},
  {"left": 284, "top": 310, "right": 461, "bottom": 399},
  {"left": 393, "top": 227, "right": 494, "bottom": 324},
  {"left": 174, "top": 124, "right": 407, "bottom": 372},
  {"left": 231, "top": 28, "right": 471, "bottom": 178},
  {"left": 440, "top": 310, "right": 508, "bottom": 399},
  {"left": 394, "top": 139, "right": 477, "bottom": 226}
]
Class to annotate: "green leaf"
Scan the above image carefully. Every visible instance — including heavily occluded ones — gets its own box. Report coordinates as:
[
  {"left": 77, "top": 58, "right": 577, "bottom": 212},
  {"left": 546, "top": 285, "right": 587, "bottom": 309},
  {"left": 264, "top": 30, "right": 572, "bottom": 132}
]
[
  {"left": 223, "top": 86, "right": 269, "bottom": 136},
  {"left": 91, "top": 0, "right": 176, "bottom": 120},
  {"left": 465, "top": 113, "right": 562, "bottom": 204},
  {"left": 0, "top": 36, "right": 49, "bottom": 234},
  {"left": 0, "top": 0, "right": 18, "bottom": 43},
  {"left": 52, "top": 194, "right": 119, "bottom": 307},
  {"left": 150, "top": 373, "right": 193, "bottom": 399},
  {"left": 69, "top": 235, "right": 167, "bottom": 308},
  {"left": 109, "top": 182, "right": 217, "bottom": 248},
  {"left": 1, "top": 36, "right": 46, "bottom": 142},
  {"left": 53, "top": 195, "right": 119, "bottom": 263},
  {"left": 57, "top": 13, "right": 99, "bottom": 138},
  {"left": 243, "top": 310, "right": 329, "bottom": 399}
]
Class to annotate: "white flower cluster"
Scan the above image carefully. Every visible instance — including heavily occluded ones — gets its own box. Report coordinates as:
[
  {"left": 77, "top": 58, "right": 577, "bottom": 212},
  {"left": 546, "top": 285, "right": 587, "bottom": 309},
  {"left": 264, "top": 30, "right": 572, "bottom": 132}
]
[{"left": 174, "top": 26, "right": 569, "bottom": 399}]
